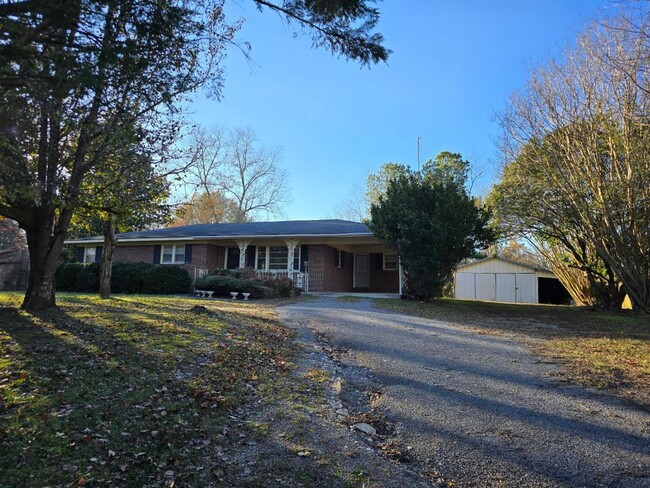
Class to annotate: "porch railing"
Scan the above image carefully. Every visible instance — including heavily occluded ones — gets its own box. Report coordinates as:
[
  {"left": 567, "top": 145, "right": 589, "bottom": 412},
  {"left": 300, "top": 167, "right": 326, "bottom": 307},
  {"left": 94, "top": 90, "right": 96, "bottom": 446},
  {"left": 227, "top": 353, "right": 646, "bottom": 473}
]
[{"left": 255, "top": 270, "right": 309, "bottom": 292}]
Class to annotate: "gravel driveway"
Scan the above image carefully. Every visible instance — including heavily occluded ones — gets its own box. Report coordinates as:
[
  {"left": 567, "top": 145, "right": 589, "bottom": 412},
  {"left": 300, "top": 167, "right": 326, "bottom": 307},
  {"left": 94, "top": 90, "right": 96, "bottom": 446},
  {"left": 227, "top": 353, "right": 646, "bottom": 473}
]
[{"left": 278, "top": 297, "right": 650, "bottom": 488}]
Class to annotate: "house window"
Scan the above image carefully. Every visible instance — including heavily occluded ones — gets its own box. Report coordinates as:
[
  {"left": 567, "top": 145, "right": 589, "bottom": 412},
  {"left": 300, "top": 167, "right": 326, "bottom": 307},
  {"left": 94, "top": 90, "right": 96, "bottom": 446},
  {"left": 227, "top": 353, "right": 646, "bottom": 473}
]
[
  {"left": 84, "top": 247, "right": 96, "bottom": 264},
  {"left": 269, "top": 246, "right": 288, "bottom": 270},
  {"left": 383, "top": 253, "right": 398, "bottom": 271},
  {"left": 161, "top": 245, "right": 185, "bottom": 264},
  {"left": 256, "top": 246, "right": 267, "bottom": 270},
  {"left": 256, "top": 245, "right": 301, "bottom": 271}
]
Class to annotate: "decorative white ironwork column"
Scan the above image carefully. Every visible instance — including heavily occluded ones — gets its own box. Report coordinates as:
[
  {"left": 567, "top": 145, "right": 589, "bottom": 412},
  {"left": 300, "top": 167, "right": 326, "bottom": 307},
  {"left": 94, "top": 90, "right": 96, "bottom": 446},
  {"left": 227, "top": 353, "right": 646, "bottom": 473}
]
[
  {"left": 285, "top": 239, "right": 299, "bottom": 274},
  {"left": 236, "top": 240, "right": 250, "bottom": 269}
]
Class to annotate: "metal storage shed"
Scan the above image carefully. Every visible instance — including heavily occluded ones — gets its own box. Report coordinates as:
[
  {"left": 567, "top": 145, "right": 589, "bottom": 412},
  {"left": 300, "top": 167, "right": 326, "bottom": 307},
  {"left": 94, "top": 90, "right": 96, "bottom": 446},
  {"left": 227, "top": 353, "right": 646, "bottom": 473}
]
[{"left": 453, "top": 257, "right": 568, "bottom": 304}]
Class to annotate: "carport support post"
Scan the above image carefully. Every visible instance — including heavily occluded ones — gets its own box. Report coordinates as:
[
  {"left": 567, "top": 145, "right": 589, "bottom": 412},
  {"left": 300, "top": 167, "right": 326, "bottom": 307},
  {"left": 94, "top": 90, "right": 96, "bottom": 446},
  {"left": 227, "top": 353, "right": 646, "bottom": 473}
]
[
  {"left": 285, "top": 239, "right": 299, "bottom": 275},
  {"left": 236, "top": 240, "right": 250, "bottom": 268},
  {"left": 398, "top": 256, "right": 403, "bottom": 296}
]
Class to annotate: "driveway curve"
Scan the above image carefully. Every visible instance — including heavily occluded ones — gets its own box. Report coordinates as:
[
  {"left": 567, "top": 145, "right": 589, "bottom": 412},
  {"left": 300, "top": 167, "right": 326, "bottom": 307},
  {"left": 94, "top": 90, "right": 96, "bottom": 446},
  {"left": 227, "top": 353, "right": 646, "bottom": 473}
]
[{"left": 278, "top": 297, "right": 650, "bottom": 488}]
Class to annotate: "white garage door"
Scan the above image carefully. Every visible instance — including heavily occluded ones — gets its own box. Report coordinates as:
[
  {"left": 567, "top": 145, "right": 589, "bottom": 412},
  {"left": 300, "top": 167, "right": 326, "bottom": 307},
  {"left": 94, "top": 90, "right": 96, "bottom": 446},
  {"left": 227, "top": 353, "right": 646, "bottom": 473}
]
[
  {"left": 455, "top": 273, "right": 476, "bottom": 299},
  {"left": 516, "top": 274, "right": 537, "bottom": 303},
  {"left": 496, "top": 273, "right": 516, "bottom": 302},
  {"left": 475, "top": 273, "right": 496, "bottom": 301}
]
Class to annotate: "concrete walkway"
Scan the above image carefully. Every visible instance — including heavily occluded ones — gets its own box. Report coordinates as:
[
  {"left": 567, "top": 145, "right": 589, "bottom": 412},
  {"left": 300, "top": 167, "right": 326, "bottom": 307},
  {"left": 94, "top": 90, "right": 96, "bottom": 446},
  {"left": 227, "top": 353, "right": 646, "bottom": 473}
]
[{"left": 278, "top": 297, "right": 650, "bottom": 488}]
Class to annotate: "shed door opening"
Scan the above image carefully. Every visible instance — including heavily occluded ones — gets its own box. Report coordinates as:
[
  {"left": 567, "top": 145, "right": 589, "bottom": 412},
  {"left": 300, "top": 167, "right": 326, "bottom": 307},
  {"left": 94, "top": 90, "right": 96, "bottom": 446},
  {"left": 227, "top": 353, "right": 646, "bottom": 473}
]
[{"left": 538, "top": 277, "right": 572, "bottom": 304}]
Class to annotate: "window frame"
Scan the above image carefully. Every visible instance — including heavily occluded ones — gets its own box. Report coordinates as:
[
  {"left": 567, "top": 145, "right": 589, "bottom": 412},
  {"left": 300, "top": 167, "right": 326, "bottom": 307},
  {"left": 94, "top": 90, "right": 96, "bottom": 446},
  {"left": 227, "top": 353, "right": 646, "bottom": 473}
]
[
  {"left": 383, "top": 253, "right": 398, "bottom": 271},
  {"left": 161, "top": 244, "right": 186, "bottom": 264},
  {"left": 254, "top": 245, "right": 301, "bottom": 271}
]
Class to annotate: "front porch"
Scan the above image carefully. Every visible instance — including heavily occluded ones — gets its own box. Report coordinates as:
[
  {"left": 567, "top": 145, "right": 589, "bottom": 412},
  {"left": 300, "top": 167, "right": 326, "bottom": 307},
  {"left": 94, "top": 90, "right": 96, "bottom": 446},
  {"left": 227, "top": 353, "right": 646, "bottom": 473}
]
[{"left": 225, "top": 239, "right": 401, "bottom": 294}]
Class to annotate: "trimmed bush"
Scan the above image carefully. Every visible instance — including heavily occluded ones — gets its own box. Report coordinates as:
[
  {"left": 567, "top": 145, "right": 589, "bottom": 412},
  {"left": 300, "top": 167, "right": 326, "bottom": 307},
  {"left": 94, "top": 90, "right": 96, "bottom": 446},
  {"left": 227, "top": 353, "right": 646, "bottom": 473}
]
[
  {"left": 261, "top": 276, "right": 294, "bottom": 298},
  {"left": 111, "top": 262, "right": 149, "bottom": 294},
  {"left": 55, "top": 263, "right": 84, "bottom": 291},
  {"left": 55, "top": 261, "right": 191, "bottom": 295},
  {"left": 141, "top": 265, "right": 191, "bottom": 294},
  {"left": 76, "top": 262, "right": 100, "bottom": 292},
  {"left": 194, "top": 275, "right": 260, "bottom": 297}
]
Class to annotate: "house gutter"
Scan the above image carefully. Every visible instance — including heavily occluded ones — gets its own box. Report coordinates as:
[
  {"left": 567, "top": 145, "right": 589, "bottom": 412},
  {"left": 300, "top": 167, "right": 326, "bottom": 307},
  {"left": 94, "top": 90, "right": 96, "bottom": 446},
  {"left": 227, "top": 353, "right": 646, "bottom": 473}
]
[{"left": 65, "top": 233, "right": 375, "bottom": 245}]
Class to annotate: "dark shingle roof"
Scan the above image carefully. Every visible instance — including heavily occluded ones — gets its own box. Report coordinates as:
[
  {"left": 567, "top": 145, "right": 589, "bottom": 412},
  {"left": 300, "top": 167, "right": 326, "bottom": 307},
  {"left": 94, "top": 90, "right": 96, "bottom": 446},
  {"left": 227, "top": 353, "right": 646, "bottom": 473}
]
[{"left": 66, "top": 219, "right": 372, "bottom": 243}]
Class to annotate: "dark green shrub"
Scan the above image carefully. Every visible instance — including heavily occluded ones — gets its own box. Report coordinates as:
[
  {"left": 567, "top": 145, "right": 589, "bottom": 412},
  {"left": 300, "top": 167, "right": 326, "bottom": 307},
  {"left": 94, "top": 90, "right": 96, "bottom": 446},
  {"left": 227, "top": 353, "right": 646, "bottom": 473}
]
[
  {"left": 75, "top": 262, "right": 100, "bottom": 292},
  {"left": 111, "top": 262, "right": 149, "bottom": 294},
  {"left": 141, "top": 265, "right": 191, "bottom": 294},
  {"left": 56, "top": 261, "right": 190, "bottom": 294},
  {"left": 194, "top": 275, "right": 260, "bottom": 297},
  {"left": 211, "top": 268, "right": 235, "bottom": 277},
  {"left": 263, "top": 277, "right": 294, "bottom": 297},
  {"left": 55, "top": 263, "right": 84, "bottom": 291}
]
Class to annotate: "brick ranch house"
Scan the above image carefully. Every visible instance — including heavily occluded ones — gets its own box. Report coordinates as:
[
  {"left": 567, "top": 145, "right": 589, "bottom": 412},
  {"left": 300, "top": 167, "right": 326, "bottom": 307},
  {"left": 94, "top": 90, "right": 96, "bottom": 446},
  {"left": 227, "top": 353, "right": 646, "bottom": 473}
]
[{"left": 66, "top": 219, "right": 402, "bottom": 294}]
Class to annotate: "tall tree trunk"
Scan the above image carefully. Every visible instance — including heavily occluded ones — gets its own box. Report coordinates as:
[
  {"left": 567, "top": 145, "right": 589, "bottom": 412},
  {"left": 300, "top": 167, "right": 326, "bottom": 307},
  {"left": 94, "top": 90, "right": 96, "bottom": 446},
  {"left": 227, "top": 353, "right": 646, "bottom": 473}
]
[
  {"left": 22, "top": 224, "right": 65, "bottom": 310},
  {"left": 99, "top": 214, "right": 117, "bottom": 299}
]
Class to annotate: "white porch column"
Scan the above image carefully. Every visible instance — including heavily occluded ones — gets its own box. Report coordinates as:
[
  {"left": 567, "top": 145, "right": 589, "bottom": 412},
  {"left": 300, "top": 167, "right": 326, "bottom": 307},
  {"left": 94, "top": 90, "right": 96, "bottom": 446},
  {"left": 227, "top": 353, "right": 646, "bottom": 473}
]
[
  {"left": 285, "top": 239, "right": 299, "bottom": 274},
  {"left": 236, "top": 240, "right": 250, "bottom": 269}
]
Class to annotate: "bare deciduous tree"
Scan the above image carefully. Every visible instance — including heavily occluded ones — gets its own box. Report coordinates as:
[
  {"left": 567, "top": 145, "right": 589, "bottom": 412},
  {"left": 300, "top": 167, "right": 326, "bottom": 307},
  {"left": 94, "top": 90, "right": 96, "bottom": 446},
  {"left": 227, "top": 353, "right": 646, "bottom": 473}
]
[
  {"left": 496, "top": 12, "right": 650, "bottom": 312},
  {"left": 182, "top": 127, "right": 290, "bottom": 222}
]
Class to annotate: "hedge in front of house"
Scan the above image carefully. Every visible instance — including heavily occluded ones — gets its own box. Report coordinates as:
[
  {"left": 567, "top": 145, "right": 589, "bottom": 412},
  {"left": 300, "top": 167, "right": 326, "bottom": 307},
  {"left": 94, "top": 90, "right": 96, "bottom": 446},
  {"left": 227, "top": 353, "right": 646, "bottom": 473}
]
[
  {"left": 141, "top": 265, "right": 191, "bottom": 294},
  {"left": 55, "top": 263, "right": 85, "bottom": 291},
  {"left": 55, "top": 262, "right": 191, "bottom": 294},
  {"left": 76, "top": 262, "right": 101, "bottom": 292},
  {"left": 194, "top": 275, "right": 261, "bottom": 297}
]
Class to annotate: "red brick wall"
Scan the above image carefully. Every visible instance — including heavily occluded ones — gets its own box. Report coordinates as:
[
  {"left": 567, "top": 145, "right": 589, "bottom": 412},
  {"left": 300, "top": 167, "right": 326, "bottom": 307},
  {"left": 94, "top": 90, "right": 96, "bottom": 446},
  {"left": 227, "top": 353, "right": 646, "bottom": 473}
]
[
  {"left": 368, "top": 253, "right": 399, "bottom": 293},
  {"left": 113, "top": 245, "right": 155, "bottom": 264},
  {"left": 308, "top": 245, "right": 353, "bottom": 292}
]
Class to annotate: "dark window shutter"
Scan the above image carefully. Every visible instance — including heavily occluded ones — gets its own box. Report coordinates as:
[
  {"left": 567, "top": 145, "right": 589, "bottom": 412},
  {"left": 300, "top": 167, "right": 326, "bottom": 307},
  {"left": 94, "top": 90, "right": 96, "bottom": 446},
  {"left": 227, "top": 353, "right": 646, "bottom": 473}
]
[
  {"left": 373, "top": 253, "right": 383, "bottom": 270},
  {"left": 246, "top": 245, "right": 256, "bottom": 268},
  {"left": 76, "top": 247, "right": 85, "bottom": 263},
  {"left": 153, "top": 245, "right": 161, "bottom": 264},
  {"left": 300, "top": 245, "right": 309, "bottom": 272},
  {"left": 185, "top": 244, "right": 192, "bottom": 263},
  {"left": 95, "top": 246, "right": 102, "bottom": 263},
  {"left": 340, "top": 250, "right": 345, "bottom": 269}
]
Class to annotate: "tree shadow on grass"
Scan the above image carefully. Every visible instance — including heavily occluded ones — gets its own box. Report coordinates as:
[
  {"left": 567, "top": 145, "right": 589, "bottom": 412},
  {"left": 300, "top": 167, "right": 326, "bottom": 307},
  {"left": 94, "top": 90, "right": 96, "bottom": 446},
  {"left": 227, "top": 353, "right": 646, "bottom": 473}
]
[{"left": 0, "top": 301, "right": 292, "bottom": 487}]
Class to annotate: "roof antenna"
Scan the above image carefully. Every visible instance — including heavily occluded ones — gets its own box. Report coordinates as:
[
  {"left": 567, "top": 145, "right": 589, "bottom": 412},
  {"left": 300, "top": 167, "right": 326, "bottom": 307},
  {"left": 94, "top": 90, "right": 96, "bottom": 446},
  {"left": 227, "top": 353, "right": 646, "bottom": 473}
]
[{"left": 417, "top": 135, "right": 422, "bottom": 175}]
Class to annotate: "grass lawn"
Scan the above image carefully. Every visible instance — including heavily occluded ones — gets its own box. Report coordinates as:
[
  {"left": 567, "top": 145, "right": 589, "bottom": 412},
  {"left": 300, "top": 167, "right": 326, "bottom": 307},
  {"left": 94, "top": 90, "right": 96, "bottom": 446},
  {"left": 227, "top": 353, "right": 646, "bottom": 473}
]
[
  {"left": 376, "top": 298, "right": 650, "bottom": 409},
  {"left": 0, "top": 293, "right": 297, "bottom": 486}
]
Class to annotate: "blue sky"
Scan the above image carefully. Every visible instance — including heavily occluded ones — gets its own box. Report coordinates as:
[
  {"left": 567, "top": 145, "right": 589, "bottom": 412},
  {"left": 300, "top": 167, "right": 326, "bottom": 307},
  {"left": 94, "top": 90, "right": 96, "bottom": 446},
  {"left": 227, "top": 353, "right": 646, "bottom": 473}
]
[{"left": 189, "top": 0, "right": 617, "bottom": 220}]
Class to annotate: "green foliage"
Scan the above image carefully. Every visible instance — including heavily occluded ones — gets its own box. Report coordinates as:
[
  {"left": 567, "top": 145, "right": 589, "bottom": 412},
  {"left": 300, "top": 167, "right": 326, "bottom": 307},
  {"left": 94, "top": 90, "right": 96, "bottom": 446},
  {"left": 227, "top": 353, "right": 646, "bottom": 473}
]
[
  {"left": 262, "top": 277, "right": 296, "bottom": 298},
  {"left": 56, "top": 262, "right": 190, "bottom": 294},
  {"left": 75, "top": 263, "right": 101, "bottom": 293},
  {"left": 194, "top": 275, "right": 260, "bottom": 297},
  {"left": 254, "top": 0, "right": 390, "bottom": 66},
  {"left": 365, "top": 163, "right": 409, "bottom": 210},
  {"left": 54, "top": 264, "right": 85, "bottom": 292},
  {"left": 422, "top": 151, "right": 470, "bottom": 188},
  {"left": 369, "top": 157, "right": 494, "bottom": 300},
  {"left": 141, "top": 266, "right": 192, "bottom": 295},
  {"left": 110, "top": 262, "right": 150, "bottom": 294}
]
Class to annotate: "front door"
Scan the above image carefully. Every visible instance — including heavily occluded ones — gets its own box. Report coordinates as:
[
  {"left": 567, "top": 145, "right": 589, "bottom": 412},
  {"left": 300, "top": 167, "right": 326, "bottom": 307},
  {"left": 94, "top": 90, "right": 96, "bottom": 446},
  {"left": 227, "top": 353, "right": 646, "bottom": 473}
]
[{"left": 354, "top": 254, "right": 370, "bottom": 288}]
